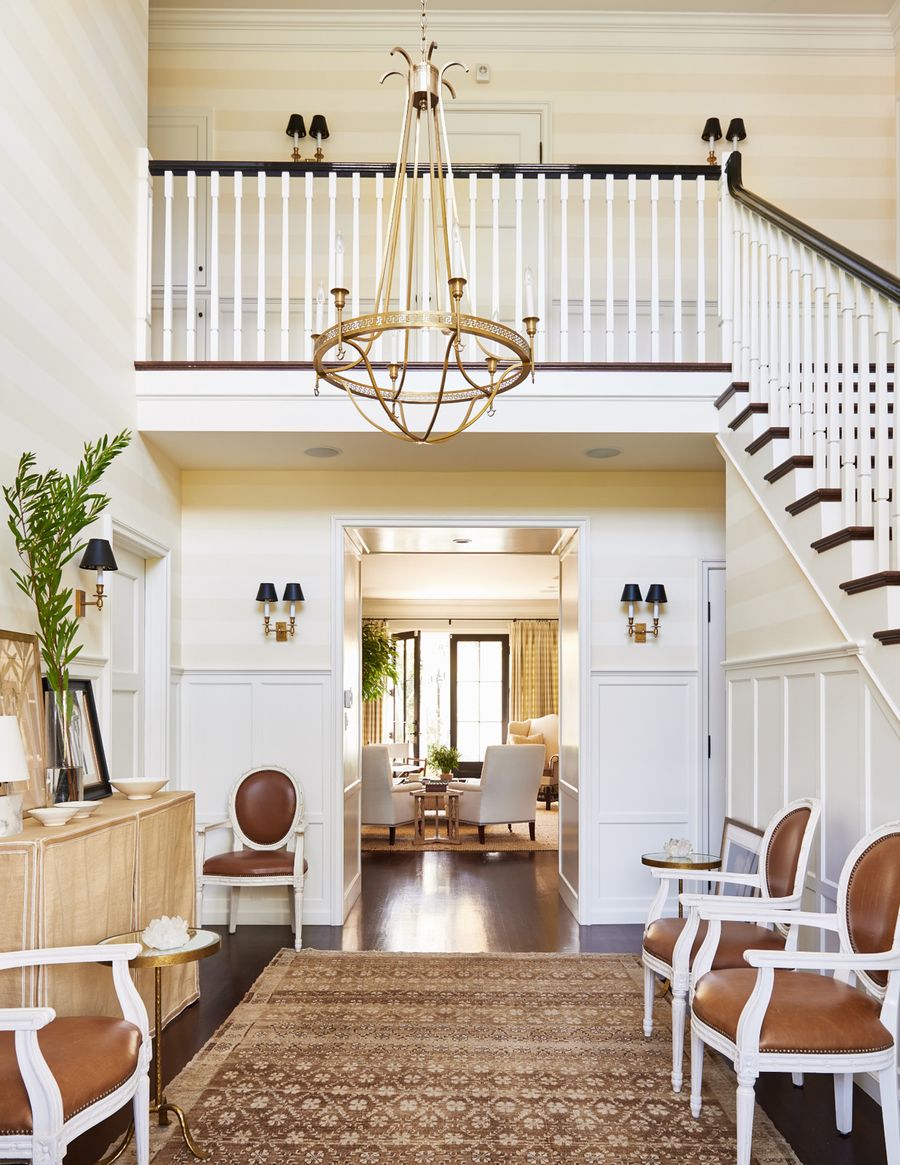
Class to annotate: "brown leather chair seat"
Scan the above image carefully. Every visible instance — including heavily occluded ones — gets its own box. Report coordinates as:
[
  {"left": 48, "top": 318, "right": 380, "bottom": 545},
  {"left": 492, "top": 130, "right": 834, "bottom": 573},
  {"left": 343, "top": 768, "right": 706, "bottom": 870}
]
[
  {"left": 643, "top": 916, "right": 785, "bottom": 967},
  {"left": 693, "top": 967, "right": 894, "bottom": 1054},
  {"left": 203, "top": 849, "right": 308, "bottom": 877},
  {"left": 0, "top": 1017, "right": 142, "bottom": 1134}
]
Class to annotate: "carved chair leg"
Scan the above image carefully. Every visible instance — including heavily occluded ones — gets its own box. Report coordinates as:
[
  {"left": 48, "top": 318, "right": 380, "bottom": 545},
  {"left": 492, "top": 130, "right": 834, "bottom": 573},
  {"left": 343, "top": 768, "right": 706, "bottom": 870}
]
[
  {"left": 878, "top": 1064, "right": 900, "bottom": 1165},
  {"left": 529, "top": 821, "right": 536, "bottom": 841},
  {"left": 735, "top": 1074, "right": 758, "bottom": 1165},
  {"left": 195, "top": 881, "right": 204, "bottom": 929},
  {"left": 690, "top": 1030, "right": 704, "bottom": 1118},
  {"left": 389, "top": 826, "right": 396, "bottom": 845},
  {"left": 478, "top": 825, "right": 485, "bottom": 844},
  {"left": 134, "top": 1068, "right": 150, "bottom": 1165},
  {"left": 834, "top": 1072, "right": 853, "bottom": 1135},
  {"left": 642, "top": 963, "right": 655, "bottom": 1038},
  {"left": 671, "top": 989, "right": 687, "bottom": 1092},
  {"left": 293, "top": 886, "right": 304, "bottom": 951},
  {"left": 229, "top": 886, "right": 240, "bottom": 934}
]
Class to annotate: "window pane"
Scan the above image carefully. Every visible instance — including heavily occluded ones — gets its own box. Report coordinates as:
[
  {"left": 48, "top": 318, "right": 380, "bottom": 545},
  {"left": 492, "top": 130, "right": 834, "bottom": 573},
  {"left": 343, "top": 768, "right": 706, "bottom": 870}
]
[
  {"left": 479, "top": 721, "right": 502, "bottom": 755},
  {"left": 479, "top": 681, "right": 502, "bottom": 720},
  {"left": 456, "top": 640, "right": 478, "bottom": 674},
  {"left": 456, "top": 722, "right": 479, "bottom": 761},
  {"left": 457, "top": 681, "right": 479, "bottom": 721},
  {"left": 479, "top": 642, "right": 502, "bottom": 681}
]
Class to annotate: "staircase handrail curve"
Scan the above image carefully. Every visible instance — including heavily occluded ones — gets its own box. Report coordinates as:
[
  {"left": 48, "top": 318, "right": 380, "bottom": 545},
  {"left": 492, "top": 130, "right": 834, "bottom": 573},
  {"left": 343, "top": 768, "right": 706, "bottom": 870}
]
[
  {"left": 147, "top": 158, "right": 720, "bottom": 182},
  {"left": 725, "top": 151, "right": 900, "bottom": 306}
]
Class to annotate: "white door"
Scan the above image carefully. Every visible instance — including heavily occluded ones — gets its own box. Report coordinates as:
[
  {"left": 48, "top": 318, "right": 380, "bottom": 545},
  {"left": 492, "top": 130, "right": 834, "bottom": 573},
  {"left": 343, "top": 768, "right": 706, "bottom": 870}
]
[
  {"left": 557, "top": 532, "right": 581, "bottom": 919},
  {"left": 443, "top": 107, "right": 543, "bottom": 164},
  {"left": 111, "top": 545, "right": 146, "bottom": 779},
  {"left": 342, "top": 532, "right": 363, "bottom": 919},
  {"left": 704, "top": 564, "right": 727, "bottom": 850}
]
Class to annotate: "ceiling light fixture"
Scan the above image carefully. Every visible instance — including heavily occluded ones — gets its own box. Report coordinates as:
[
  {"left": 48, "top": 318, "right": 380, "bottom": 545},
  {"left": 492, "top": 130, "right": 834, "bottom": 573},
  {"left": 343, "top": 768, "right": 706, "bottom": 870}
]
[
  {"left": 313, "top": 0, "right": 538, "bottom": 444},
  {"left": 584, "top": 447, "right": 621, "bottom": 460},
  {"left": 304, "top": 446, "right": 342, "bottom": 458}
]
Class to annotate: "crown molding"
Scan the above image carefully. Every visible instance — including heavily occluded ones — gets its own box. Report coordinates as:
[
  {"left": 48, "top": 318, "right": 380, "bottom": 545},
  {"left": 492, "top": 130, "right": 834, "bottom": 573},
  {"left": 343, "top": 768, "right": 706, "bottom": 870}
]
[
  {"left": 149, "top": 9, "right": 893, "bottom": 57},
  {"left": 890, "top": 0, "right": 900, "bottom": 45}
]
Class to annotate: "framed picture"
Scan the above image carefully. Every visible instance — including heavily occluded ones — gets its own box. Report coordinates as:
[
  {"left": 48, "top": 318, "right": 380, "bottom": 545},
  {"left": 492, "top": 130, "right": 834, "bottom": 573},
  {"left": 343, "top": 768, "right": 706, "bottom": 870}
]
[
  {"left": 42, "top": 678, "right": 112, "bottom": 801},
  {"left": 0, "top": 629, "right": 45, "bottom": 809},
  {"left": 719, "top": 817, "right": 764, "bottom": 897}
]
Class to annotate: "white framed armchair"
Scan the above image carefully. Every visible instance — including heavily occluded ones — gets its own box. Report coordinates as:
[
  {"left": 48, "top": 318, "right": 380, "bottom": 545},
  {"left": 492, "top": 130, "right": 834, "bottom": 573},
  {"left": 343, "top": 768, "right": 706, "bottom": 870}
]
[
  {"left": 196, "top": 765, "right": 306, "bottom": 950},
  {"left": 449, "top": 743, "right": 545, "bottom": 844},
  {"left": 0, "top": 942, "right": 150, "bottom": 1165},
  {"left": 361, "top": 744, "right": 424, "bottom": 844},
  {"left": 508, "top": 713, "right": 559, "bottom": 809}
]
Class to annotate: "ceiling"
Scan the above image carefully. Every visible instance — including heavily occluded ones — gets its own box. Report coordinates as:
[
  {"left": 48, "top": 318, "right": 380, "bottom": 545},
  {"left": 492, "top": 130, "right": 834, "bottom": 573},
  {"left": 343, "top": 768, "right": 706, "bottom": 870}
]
[
  {"left": 150, "top": 1, "right": 894, "bottom": 14},
  {"left": 354, "top": 526, "right": 571, "bottom": 553},
  {"left": 146, "top": 430, "right": 723, "bottom": 473},
  {"left": 362, "top": 551, "right": 560, "bottom": 601}
]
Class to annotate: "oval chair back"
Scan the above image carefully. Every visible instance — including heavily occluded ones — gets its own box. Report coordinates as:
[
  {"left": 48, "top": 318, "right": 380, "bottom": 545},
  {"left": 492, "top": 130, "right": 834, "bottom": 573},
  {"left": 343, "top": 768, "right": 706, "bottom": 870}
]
[
  {"left": 757, "top": 797, "right": 821, "bottom": 904},
  {"left": 839, "top": 822, "right": 900, "bottom": 999},
  {"left": 230, "top": 766, "right": 304, "bottom": 851}
]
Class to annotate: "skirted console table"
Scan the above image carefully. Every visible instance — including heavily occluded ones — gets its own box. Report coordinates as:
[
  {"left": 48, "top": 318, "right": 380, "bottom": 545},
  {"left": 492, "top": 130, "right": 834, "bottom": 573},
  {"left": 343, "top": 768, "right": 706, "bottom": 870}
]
[{"left": 0, "top": 791, "right": 197, "bottom": 1032}]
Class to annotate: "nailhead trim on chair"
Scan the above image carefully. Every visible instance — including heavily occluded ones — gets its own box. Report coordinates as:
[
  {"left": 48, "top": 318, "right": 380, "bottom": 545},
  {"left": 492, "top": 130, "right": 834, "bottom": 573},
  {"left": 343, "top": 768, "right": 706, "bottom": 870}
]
[{"left": 0, "top": 1062, "right": 141, "bottom": 1134}]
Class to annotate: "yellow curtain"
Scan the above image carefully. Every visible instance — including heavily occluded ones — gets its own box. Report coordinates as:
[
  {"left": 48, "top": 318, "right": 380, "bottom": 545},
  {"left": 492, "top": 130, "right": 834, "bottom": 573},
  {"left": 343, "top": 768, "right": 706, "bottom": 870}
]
[
  {"left": 363, "top": 697, "right": 383, "bottom": 744},
  {"left": 509, "top": 620, "right": 558, "bottom": 721}
]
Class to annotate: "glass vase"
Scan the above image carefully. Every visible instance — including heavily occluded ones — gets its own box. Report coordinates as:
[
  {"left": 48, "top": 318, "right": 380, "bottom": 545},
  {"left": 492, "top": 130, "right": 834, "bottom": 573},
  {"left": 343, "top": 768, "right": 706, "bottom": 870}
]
[{"left": 44, "top": 689, "right": 84, "bottom": 805}]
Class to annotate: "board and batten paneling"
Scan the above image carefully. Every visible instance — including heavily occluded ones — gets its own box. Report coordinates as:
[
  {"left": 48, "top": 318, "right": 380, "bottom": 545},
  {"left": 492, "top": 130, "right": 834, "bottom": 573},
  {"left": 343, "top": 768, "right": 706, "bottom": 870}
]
[
  {"left": 591, "top": 671, "right": 699, "bottom": 924},
  {"left": 182, "top": 669, "right": 332, "bottom": 926},
  {"left": 726, "top": 650, "right": 900, "bottom": 914}
]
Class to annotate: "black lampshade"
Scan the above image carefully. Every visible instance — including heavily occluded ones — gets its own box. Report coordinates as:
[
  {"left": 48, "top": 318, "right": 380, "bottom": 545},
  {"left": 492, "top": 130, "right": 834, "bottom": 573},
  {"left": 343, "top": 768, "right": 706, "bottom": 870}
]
[
  {"left": 282, "top": 582, "right": 305, "bottom": 602},
  {"left": 646, "top": 584, "right": 668, "bottom": 605},
  {"left": 701, "top": 117, "right": 722, "bottom": 143},
  {"left": 620, "top": 584, "right": 642, "bottom": 603},
  {"left": 79, "top": 538, "right": 118, "bottom": 572},
  {"left": 725, "top": 117, "right": 746, "bottom": 143},
  {"left": 285, "top": 114, "right": 306, "bottom": 139},
  {"left": 256, "top": 583, "right": 278, "bottom": 603},
  {"left": 309, "top": 114, "right": 330, "bottom": 141}
]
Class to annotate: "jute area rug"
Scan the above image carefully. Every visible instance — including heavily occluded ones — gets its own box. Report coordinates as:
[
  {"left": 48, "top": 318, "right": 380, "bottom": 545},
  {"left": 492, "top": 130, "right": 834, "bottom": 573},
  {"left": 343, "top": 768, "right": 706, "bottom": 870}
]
[
  {"left": 139, "top": 951, "right": 800, "bottom": 1165},
  {"left": 361, "top": 804, "right": 559, "bottom": 853}
]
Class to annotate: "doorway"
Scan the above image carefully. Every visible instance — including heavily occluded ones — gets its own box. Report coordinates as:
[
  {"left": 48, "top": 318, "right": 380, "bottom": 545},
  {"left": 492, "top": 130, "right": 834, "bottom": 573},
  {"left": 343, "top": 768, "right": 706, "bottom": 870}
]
[{"left": 334, "top": 518, "right": 587, "bottom": 925}]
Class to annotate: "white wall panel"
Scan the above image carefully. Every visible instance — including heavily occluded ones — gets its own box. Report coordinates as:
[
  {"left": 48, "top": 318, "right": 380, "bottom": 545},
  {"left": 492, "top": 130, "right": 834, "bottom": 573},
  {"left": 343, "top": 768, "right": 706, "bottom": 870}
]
[
  {"left": 755, "top": 676, "right": 784, "bottom": 824},
  {"left": 821, "top": 671, "right": 863, "bottom": 887},
  {"left": 729, "top": 679, "right": 754, "bottom": 824}
]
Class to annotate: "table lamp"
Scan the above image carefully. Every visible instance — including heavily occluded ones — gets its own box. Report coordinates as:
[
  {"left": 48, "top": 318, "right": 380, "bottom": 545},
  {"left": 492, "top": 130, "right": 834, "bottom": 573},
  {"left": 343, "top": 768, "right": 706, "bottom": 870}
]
[{"left": 0, "top": 715, "right": 30, "bottom": 837}]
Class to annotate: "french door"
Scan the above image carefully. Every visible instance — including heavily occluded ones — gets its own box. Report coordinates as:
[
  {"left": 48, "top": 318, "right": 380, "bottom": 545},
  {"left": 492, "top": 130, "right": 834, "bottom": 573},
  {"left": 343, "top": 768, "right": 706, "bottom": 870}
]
[
  {"left": 391, "top": 631, "right": 421, "bottom": 757},
  {"left": 449, "top": 634, "right": 509, "bottom": 778}
]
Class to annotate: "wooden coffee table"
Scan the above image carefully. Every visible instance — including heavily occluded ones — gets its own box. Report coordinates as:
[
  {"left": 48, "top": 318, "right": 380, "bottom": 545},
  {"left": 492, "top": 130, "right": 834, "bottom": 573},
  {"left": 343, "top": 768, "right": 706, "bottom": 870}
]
[{"left": 411, "top": 785, "right": 461, "bottom": 844}]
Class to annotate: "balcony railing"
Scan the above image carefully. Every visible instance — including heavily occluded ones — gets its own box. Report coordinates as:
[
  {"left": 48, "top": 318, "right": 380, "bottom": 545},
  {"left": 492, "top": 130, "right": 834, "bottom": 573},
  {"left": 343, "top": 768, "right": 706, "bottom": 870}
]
[{"left": 138, "top": 156, "right": 722, "bottom": 366}]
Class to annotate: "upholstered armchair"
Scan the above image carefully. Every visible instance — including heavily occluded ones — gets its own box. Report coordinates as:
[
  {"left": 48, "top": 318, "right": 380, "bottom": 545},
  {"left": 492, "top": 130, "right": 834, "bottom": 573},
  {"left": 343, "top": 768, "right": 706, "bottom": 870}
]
[
  {"left": 689, "top": 821, "right": 900, "bottom": 1165},
  {"left": 449, "top": 743, "right": 545, "bottom": 843},
  {"left": 361, "top": 744, "right": 424, "bottom": 844},
  {"left": 196, "top": 765, "right": 306, "bottom": 950},
  {"left": 508, "top": 714, "right": 559, "bottom": 808},
  {"left": 642, "top": 797, "right": 820, "bottom": 1092},
  {"left": 0, "top": 942, "right": 150, "bottom": 1165}
]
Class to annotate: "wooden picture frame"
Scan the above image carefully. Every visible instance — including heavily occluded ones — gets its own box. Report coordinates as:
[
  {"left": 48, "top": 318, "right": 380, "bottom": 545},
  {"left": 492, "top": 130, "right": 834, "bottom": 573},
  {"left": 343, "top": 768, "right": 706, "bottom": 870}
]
[
  {"left": 719, "top": 816, "right": 764, "bottom": 897},
  {"left": 42, "top": 678, "right": 112, "bottom": 801},
  {"left": 0, "top": 629, "right": 46, "bottom": 809}
]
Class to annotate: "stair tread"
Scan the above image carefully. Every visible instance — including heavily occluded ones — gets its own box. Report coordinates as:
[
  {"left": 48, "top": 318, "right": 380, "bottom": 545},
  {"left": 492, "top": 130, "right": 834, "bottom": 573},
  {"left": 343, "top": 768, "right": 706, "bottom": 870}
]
[
  {"left": 764, "top": 455, "right": 813, "bottom": 484},
  {"left": 841, "top": 572, "right": 900, "bottom": 595},
  {"left": 746, "top": 427, "right": 790, "bottom": 456},
  {"left": 786, "top": 488, "right": 841, "bottom": 516},
  {"left": 811, "top": 526, "right": 874, "bottom": 553},
  {"left": 714, "top": 381, "right": 749, "bottom": 410},
  {"left": 874, "top": 629, "right": 900, "bottom": 645},
  {"left": 728, "top": 402, "right": 768, "bottom": 431}
]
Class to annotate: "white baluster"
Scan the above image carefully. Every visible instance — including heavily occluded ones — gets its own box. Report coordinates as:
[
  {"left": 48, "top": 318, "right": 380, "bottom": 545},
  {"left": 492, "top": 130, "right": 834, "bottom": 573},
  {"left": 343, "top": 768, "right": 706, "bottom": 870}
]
[
  {"left": 491, "top": 172, "right": 500, "bottom": 323},
  {"left": 256, "top": 170, "right": 266, "bottom": 360},
  {"left": 825, "top": 262, "right": 841, "bottom": 488},
  {"left": 399, "top": 182, "right": 408, "bottom": 312},
  {"left": 163, "top": 170, "right": 173, "bottom": 360},
  {"left": 209, "top": 172, "right": 220, "bottom": 360},
  {"left": 800, "top": 246, "right": 814, "bottom": 456},
  {"left": 840, "top": 272, "right": 857, "bottom": 529},
  {"left": 731, "top": 201, "right": 743, "bottom": 376},
  {"left": 649, "top": 173, "right": 659, "bottom": 361},
  {"left": 812, "top": 254, "right": 827, "bottom": 488},
  {"left": 777, "top": 233, "right": 790, "bottom": 430},
  {"left": 185, "top": 170, "right": 197, "bottom": 360},
  {"left": 788, "top": 237, "right": 801, "bottom": 456},
  {"left": 696, "top": 176, "right": 706, "bottom": 363},
  {"left": 739, "top": 204, "right": 750, "bottom": 382},
  {"left": 873, "top": 294, "right": 890, "bottom": 569},
  {"left": 605, "top": 174, "right": 615, "bottom": 361},
  {"left": 756, "top": 218, "right": 769, "bottom": 416},
  {"left": 351, "top": 171, "right": 361, "bottom": 319},
  {"left": 766, "top": 223, "right": 779, "bottom": 426},
  {"left": 582, "top": 174, "right": 592, "bottom": 361},
  {"left": 469, "top": 172, "right": 478, "bottom": 359},
  {"left": 673, "top": 175, "right": 683, "bottom": 362},
  {"left": 280, "top": 171, "right": 290, "bottom": 360},
  {"left": 515, "top": 173, "right": 524, "bottom": 330},
  {"left": 304, "top": 171, "right": 313, "bottom": 358},
  {"left": 374, "top": 170, "right": 384, "bottom": 359},
  {"left": 748, "top": 214, "right": 760, "bottom": 402},
  {"left": 233, "top": 171, "right": 243, "bottom": 361},
  {"left": 328, "top": 170, "right": 337, "bottom": 326},
  {"left": 891, "top": 305, "right": 900, "bottom": 566},
  {"left": 537, "top": 173, "right": 547, "bottom": 361},
  {"left": 421, "top": 172, "right": 431, "bottom": 359},
  {"left": 627, "top": 173, "right": 636, "bottom": 361},
  {"left": 857, "top": 283, "right": 873, "bottom": 527},
  {"left": 136, "top": 149, "right": 152, "bottom": 361},
  {"left": 560, "top": 173, "right": 569, "bottom": 362}
]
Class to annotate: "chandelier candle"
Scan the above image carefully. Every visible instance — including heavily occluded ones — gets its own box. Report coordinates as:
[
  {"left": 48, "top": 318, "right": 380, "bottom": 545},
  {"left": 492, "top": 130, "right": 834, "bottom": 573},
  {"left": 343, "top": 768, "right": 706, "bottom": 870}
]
[{"left": 312, "top": 0, "right": 538, "bottom": 444}]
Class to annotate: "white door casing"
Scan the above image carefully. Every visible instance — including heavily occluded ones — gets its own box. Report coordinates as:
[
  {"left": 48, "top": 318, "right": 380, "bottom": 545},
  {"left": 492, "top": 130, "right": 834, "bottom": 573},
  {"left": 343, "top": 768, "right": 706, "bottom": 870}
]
[
  {"left": 703, "top": 562, "right": 726, "bottom": 851},
  {"left": 341, "top": 529, "right": 363, "bottom": 921},
  {"left": 111, "top": 545, "right": 146, "bottom": 779},
  {"left": 557, "top": 530, "right": 582, "bottom": 921}
]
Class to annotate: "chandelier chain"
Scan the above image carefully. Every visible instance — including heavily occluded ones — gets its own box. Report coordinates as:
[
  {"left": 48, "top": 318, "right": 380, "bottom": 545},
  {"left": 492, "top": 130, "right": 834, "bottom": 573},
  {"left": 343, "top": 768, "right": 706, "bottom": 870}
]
[{"left": 420, "top": 0, "right": 427, "bottom": 58}]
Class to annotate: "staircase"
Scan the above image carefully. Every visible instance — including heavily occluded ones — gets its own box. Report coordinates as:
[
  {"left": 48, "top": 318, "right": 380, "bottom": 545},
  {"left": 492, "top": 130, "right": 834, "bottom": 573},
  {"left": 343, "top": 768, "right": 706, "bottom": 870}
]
[{"left": 715, "top": 153, "right": 900, "bottom": 705}]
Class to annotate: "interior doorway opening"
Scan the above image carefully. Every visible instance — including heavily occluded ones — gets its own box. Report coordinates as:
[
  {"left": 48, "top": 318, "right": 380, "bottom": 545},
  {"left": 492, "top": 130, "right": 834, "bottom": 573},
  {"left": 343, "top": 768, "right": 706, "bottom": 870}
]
[{"left": 337, "top": 520, "right": 585, "bottom": 929}]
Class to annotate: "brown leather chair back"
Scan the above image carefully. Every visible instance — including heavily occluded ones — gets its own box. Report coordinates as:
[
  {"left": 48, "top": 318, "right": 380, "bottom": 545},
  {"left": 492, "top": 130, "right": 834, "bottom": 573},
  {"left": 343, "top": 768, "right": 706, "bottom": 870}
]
[
  {"left": 764, "top": 805, "right": 812, "bottom": 899},
  {"left": 234, "top": 768, "right": 298, "bottom": 847},
  {"left": 845, "top": 831, "right": 900, "bottom": 990}
]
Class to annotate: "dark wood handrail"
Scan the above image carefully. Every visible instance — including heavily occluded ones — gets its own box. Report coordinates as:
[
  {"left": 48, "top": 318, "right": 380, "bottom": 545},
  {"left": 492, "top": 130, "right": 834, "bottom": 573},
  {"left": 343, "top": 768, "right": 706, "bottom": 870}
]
[
  {"left": 726, "top": 151, "right": 900, "bottom": 305},
  {"left": 147, "top": 159, "right": 720, "bottom": 181}
]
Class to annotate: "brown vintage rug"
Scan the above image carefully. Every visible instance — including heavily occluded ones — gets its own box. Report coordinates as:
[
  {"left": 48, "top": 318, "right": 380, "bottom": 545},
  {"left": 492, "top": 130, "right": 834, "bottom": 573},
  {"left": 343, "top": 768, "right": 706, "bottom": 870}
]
[
  {"left": 136, "top": 951, "right": 800, "bottom": 1165},
  {"left": 362, "top": 804, "right": 559, "bottom": 852}
]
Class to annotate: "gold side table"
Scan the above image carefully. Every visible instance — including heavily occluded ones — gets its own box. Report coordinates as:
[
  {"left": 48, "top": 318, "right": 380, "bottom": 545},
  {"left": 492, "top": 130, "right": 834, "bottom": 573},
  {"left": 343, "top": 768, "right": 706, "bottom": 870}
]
[
  {"left": 411, "top": 786, "right": 461, "bottom": 844},
  {"left": 641, "top": 851, "right": 720, "bottom": 917},
  {"left": 99, "top": 927, "right": 221, "bottom": 1161}
]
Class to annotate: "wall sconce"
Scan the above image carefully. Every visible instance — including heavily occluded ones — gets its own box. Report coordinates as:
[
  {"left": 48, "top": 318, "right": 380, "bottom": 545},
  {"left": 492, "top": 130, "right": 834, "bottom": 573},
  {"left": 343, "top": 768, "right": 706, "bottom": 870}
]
[
  {"left": 75, "top": 539, "right": 118, "bottom": 617},
  {"left": 701, "top": 117, "right": 722, "bottom": 165},
  {"left": 309, "top": 114, "right": 329, "bottom": 162},
  {"left": 285, "top": 114, "right": 306, "bottom": 161},
  {"left": 725, "top": 117, "right": 746, "bottom": 152},
  {"left": 621, "top": 583, "right": 667, "bottom": 643},
  {"left": 257, "top": 582, "right": 304, "bottom": 641}
]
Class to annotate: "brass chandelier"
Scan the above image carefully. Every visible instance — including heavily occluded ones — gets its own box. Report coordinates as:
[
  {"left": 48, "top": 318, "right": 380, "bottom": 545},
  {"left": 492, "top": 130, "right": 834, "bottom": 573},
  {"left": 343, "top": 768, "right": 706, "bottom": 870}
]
[{"left": 312, "top": 0, "right": 538, "bottom": 444}]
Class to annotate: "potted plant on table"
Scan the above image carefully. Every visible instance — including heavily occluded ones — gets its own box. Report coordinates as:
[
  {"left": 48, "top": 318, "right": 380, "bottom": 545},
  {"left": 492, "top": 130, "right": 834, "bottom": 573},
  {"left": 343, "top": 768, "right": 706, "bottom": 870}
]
[
  {"left": 427, "top": 743, "right": 460, "bottom": 781},
  {"left": 3, "top": 431, "right": 131, "bottom": 803}
]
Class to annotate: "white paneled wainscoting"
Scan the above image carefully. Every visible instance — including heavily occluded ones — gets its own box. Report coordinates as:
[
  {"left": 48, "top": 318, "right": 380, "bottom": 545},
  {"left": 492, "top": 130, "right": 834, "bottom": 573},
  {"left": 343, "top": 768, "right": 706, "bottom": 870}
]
[
  {"left": 726, "top": 645, "right": 900, "bottom": 917},
  {"left": 179, "top": 669, "right": 333, "bottom": 926}
]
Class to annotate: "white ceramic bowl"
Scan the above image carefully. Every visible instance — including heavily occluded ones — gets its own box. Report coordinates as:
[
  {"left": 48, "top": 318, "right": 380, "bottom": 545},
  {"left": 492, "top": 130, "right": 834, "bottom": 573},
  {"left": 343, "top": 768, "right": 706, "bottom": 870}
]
[
  {"left": 29, "top": 806, "right": 79, "bottom": 827},
  {"left": 66, "top": 801, "right": 100, "bottom": 819},
  {"left": 110, "top": 778, "right": 169, "bottom": 801}
]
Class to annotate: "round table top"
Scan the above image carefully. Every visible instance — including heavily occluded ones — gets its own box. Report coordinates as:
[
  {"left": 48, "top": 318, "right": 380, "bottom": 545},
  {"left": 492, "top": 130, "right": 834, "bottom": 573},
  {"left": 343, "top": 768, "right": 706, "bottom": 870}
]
[
  {"left": 100, "top": 927, "right": 221, "bottom": 968},
  {"left": 641, "top": 851, "right": 720, "bottom": 870}
]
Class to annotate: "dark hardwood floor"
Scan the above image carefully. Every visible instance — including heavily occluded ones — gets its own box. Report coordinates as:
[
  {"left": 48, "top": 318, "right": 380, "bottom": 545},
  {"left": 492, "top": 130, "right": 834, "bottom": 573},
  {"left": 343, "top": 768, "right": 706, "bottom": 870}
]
[{"left": 69, "top": 850, "right": 886, "bottom": 1164}]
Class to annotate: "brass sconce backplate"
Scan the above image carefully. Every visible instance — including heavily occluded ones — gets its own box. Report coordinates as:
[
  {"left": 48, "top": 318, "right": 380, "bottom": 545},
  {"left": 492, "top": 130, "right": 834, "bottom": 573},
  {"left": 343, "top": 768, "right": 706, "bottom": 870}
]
[
  {"left": 275, "top": 621, "right": 289, "bottom": 643},
  {"left": 633, "top": 622, "right": 647, "bottom": 644}
]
